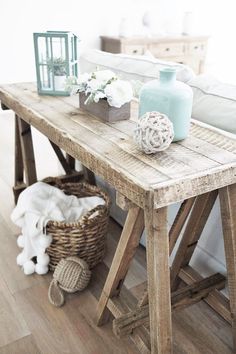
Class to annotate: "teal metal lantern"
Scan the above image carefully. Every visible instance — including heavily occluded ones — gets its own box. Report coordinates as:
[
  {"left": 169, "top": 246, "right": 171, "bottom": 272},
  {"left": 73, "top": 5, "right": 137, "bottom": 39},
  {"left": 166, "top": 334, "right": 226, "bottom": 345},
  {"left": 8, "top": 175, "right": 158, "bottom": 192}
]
[{"left": 33, "top": 31, "right": 79, "bottom": 96}]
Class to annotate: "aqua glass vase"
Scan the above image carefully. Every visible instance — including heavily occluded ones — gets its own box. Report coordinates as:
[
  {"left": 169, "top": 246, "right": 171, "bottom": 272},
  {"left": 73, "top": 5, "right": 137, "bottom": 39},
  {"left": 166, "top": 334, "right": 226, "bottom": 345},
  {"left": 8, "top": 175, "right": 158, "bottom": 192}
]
[{"left": 139, "top": 67, "right": 193, "bottom": 141}]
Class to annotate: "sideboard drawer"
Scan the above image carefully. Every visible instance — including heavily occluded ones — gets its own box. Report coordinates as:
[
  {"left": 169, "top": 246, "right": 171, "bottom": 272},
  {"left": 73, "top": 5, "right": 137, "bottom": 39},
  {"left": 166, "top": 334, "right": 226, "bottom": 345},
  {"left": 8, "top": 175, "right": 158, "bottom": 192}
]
[
  {"left": 122, "top": 44, "right": 147, "bottom": 55},
  {"left": 188, "top": 41, "right": 207, "bottom": 57},
  {"left": 149, "top": 42, "right": 185, "bottom": 57}
]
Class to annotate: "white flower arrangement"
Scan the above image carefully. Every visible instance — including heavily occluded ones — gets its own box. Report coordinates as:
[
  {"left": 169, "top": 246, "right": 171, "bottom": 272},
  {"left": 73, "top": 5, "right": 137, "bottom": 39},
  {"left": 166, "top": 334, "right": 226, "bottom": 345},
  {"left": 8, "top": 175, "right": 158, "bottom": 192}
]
[{"left": 67, "top": 70, "right": 133, "bottom": 108}]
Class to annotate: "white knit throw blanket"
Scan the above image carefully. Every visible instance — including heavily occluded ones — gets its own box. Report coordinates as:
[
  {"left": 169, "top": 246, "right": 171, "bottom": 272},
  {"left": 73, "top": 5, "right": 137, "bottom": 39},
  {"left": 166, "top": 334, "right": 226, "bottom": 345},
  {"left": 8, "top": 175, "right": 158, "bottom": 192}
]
[{"left": 11, "top": 182, "right": 105, "bottom": 275}]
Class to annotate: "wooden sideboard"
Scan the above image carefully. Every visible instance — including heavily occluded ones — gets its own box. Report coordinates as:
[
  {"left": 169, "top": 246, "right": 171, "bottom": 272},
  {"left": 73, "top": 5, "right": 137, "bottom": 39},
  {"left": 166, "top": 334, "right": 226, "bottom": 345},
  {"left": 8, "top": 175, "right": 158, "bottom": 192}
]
[{"left": 100, "top": 35, "right": 209, "bottom": 74}]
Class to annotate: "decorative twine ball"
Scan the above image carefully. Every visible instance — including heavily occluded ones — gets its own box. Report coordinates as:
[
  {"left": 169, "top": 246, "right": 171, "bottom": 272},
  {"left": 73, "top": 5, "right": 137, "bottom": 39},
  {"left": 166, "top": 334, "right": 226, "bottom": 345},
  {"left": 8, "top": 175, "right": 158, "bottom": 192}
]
[
  {"left": 48, "top": 256, "right": 91, "bottom": 307},
  {"left": 133, "top": 111, "right": 174, "bottom": 154}
]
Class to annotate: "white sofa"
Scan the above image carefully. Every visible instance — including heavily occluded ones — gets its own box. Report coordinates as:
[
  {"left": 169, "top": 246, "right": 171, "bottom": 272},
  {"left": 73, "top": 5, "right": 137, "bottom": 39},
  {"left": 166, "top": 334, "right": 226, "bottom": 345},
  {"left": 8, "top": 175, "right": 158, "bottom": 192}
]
[{"left": 80, "top": 49, "right": 236, "bottom": 279}]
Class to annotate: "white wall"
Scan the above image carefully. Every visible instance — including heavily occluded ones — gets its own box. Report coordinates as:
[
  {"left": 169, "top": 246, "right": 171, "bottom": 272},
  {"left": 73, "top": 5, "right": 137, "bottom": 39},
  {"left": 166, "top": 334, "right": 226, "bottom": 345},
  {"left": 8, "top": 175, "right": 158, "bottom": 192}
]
[
  {"left": 0, "top": 0, "right": 173, "bottom": 83},
  {"left": 1, "top": 0, "right": 235, "bottom": 83}
]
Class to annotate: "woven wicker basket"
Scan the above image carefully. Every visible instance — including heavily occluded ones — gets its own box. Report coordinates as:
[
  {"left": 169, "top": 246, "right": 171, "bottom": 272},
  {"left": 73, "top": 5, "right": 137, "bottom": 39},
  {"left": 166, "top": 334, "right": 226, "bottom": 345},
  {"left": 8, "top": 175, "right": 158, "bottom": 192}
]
[{"left": 45, "top": 180, "right": 111, "bottom": 270}]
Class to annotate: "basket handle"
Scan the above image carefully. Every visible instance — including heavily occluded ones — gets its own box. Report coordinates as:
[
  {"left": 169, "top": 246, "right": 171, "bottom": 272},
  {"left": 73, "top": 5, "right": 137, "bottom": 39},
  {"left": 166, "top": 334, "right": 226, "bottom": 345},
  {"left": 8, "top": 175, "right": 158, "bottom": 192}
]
[
  {"left": 81, "top": 204, "right": 108, "bottom": 223},
  {"left": 48, "top": 279, "right": 65, "bottom": 307}
]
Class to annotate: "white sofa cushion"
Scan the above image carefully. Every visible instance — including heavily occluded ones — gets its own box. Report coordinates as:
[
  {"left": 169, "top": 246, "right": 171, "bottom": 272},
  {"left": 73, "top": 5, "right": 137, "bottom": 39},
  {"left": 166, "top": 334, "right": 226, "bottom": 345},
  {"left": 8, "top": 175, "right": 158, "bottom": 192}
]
[
  {"left": 80, "top": 49, "right": 195, "bottom": 95},
  {"left": 189, "top": 75, "right": 236, "bottom": 135}
]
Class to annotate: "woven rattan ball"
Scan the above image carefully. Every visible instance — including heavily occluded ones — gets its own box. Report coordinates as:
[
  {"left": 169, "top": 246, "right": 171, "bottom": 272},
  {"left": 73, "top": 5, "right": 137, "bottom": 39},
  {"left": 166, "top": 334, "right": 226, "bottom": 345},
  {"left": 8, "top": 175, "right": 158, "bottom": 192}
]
[
  {"left": 133, "top": 111, "right": 174, "bottom": 154},
  {"left": 48, "top": 256, "right": 91, "bottom": 307}
]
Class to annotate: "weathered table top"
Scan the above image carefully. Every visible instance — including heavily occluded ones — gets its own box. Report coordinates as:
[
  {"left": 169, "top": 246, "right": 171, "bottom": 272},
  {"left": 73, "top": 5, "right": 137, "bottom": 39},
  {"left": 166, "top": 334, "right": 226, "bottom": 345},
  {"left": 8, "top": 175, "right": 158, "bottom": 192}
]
[{"left": 1, "top": 82, "right": 236, "bottom": 209}]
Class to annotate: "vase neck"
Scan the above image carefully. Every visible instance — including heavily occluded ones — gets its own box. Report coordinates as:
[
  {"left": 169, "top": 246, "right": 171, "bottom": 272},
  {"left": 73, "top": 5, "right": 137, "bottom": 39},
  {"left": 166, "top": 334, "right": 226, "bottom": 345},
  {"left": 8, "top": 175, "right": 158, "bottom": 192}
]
[{"left": 159, "top": 68, "right": 176, "bottom": 85}]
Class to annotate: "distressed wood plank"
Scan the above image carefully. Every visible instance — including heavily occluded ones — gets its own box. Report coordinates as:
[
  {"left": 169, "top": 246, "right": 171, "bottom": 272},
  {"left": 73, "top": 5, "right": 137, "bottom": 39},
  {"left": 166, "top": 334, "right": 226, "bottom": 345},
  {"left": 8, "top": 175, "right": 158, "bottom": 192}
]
[
  {"left": 180, "top": 135, "right": 236, "bottom": 164},
  {"left": 152, "top": 165, "right": 236, "bottom": 208},
  {"left": 116, "top": 192, "right": 136, "bottom": 210},
  {"left": 13, "top": 114, "right": 25, "bottom": 203},
  {"left": 17, "top": 116, "right": 37, "bottom": 186},
  {"left": 145, "top": 206, "right": 172, "bottom": 354},
  {"left": 190, "top": 122, "right": 236, "bottom": 154},
  {"left": 171, "top": 190, "right": 218, "bottom": 290},
  {"left": 113, "top": 273, "right": 226, "bottom": 338},
  {"left": 219, "top": 183, "right": 236, "bottom": 350},
  {"left": 14, "top": 115, "right": 24, "bottom": 186},
  {"left": 169, "top": 197, "right": 196, "bottom": 254},
  {"left": 179, "top": 266, "right": 231, "bottom": 324},
  {"left": 107, "top": 297, "right": 151, "bottom": 354},
  {"left": 104, "top": 117, "right": 236, "bottom": 167},
  {"left": 137, "top": 197, "right": 195, "bottom": 308},
  {"left": 96, "top": 207, "right": 144, "bottom": 325},
  {"left": 82, "top": 166, "right": 96, "bottom": 185},
  {"left": 65, "top": 153, "right": 75, "bottom": 170}
]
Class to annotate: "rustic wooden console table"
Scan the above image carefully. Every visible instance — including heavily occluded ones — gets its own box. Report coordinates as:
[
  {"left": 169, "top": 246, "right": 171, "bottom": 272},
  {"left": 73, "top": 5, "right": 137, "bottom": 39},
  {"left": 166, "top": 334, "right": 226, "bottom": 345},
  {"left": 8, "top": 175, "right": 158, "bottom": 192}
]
[{"left": 1, "top": 82, "right": 236, "bottom": 354}]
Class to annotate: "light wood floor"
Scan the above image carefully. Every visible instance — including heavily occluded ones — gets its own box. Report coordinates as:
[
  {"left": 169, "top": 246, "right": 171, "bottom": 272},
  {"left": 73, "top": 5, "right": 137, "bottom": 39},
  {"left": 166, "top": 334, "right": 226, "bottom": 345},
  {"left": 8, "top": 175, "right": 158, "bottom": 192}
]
[{"left": 0, "top": 109, "right": 234, "bottom": 354}]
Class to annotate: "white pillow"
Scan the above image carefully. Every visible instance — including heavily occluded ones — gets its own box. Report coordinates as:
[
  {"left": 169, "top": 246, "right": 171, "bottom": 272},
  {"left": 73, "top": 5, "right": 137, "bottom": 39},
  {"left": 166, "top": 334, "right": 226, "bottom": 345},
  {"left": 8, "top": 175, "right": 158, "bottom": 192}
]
[
  {"left": 189, "top": 75, "right": 236, "bottom": 135},
  {"left": 80, "top": 49, "right": 195, "bottom": 96}
]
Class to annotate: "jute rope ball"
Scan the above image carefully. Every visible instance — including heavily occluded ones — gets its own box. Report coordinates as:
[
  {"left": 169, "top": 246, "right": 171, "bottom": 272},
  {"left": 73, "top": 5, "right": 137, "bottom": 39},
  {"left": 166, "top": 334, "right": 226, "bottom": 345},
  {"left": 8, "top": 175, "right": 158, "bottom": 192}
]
[
  {"left": 134, "top": 111, "right": 174, "bottom": 154},
  {"left": 48, "top": 256, "right": 91, "bottom": 307}
]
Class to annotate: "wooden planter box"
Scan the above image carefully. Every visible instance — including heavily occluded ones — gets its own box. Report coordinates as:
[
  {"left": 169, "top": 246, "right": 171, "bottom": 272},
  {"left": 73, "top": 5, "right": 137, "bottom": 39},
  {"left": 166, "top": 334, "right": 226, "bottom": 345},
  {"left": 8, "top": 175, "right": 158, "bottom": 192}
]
[{"left": 79, "top": 93, "right": 130, "bottom": 122}]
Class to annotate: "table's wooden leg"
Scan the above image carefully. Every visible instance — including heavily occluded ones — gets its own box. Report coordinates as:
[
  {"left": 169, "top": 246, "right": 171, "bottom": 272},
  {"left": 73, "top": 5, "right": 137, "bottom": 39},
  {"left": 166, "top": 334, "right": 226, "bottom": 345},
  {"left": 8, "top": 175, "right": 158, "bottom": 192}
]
[
  {"left": 13, "top": 115, "right": 25, "bottom": 202},
  {"left": 66, "top": 153, "right": 75, "bottom": 170},
  {"left": 169, "top": 197, "right": 196, "bottom": 255},
  {"left": 171, "top": 190, "right": 218, "bottom": 291},
  {"left": 83, "top": 166, "right": 96, "bottom": 185},
  {"left": 14, "top": 115, "right": 24, "bottom": 185},
  {"left": 64, "top": 153, "right": 95, "bottom": 185},
  {"left": 13, "top": 115, "right": 37, "bottom": 202},
  {"left": 138, "top": 197, "right": 196, "bottom": 308},
  {"left": 49, "top": 140, "right": 73, "bottom": 175},
  {"left": 1, "top": 102, "right": 9, "bottom": 110},
  {"left": 17, "top": 115, "right": 37, "bottom": 186},
  {"left": 219, "top": 183, "right": 236, "bottom": 350},
  {"left": 145, "top": 206, "right": 172, "bottom": 354},
  {"left": 95, "top": 206, "right": 144, "bottom": 326}
]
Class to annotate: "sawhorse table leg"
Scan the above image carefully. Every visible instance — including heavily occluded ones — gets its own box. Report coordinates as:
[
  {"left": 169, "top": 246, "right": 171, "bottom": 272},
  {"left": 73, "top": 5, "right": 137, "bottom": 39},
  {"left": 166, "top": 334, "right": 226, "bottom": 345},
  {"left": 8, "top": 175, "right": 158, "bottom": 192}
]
[
  {"left": 145, "top": 206, "right": 172, "bottom": 354},
  {"left": 96, "top": 205, "right": 144, "bottom": 325},
  {"left": 219, "top": 183, "right": 236, "bottom": 350},
  {"left": 13, "top": 114, "right": 37, "bottom": 202}
]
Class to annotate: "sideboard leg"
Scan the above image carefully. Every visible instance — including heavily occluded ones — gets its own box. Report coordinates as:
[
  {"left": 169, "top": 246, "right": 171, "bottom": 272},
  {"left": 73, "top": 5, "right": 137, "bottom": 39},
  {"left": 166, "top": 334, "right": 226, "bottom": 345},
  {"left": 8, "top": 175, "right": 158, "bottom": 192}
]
[
  {"left": 95, "top": 206, "right": 144, "bottom": 326},
  {"left": 219, "top": 184, "right": 236, "bottom": 350},
  {"left": 145, "top": 206, "right": 172, "bottom": 354}
]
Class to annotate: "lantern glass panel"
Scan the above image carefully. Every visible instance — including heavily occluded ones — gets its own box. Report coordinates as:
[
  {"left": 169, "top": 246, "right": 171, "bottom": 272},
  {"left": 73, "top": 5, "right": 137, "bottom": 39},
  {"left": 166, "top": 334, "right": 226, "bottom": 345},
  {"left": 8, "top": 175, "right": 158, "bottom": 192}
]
[
  {"left": 38, "top": 37, "right": 51, "bottom": 64},
  {"left": 40, "top": 65, "right": 51, "bottom": 90},
  {"left": 34, "top": 31, "right": 79, "bottom": 96},
  {"left": 51, "top": 37, "right": 66, "bottom": 60}
]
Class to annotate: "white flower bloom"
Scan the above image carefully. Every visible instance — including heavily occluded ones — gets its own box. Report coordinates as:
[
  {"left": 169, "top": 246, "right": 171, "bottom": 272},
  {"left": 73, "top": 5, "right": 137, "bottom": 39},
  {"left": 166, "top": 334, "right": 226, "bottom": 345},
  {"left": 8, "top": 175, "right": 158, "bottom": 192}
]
[
  {"left": 87, "top": 79, "right": 102, "bottom": 92},
  {"left": 104, "top": 80, "right": 133, "bottom": 108},
  {"left": 77, "top": 72, "right": 91, "bottom": 85},
  {"left": 94, "top": 70, "right": 117, "bottom": 82}
]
